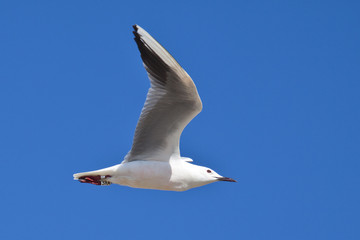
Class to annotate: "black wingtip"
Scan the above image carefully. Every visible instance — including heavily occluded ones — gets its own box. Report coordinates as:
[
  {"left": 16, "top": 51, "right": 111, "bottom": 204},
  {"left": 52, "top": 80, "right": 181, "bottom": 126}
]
[
  {"left": 131, "top": 24, "right": 170, "bottom": 86},
  {"left": 132, "top": 25, "right": 140, "bottom": 39}
]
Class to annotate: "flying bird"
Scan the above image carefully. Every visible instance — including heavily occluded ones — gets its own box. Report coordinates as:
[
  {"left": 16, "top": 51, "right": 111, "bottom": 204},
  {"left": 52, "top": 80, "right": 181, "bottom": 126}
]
[{"left": 73, "top": 25, "right": 235, "bottom": 191}]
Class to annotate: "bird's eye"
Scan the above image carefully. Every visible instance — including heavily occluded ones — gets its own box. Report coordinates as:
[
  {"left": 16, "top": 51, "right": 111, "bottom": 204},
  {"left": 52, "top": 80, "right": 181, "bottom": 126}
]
[{"left": 207, "top": 170, "right": 212, "bottom": 173}]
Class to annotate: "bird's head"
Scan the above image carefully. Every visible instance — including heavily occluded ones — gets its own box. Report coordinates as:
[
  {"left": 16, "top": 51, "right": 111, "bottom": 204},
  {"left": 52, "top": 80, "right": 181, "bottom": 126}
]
[{"left": 194, "top": 165, "right": 236, "bottom": 184}]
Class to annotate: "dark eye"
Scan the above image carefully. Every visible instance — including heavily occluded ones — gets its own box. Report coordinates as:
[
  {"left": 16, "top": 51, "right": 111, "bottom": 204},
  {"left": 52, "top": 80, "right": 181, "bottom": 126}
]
[{"left": 207, "top": 170, "right": 212, "bottom": 173}]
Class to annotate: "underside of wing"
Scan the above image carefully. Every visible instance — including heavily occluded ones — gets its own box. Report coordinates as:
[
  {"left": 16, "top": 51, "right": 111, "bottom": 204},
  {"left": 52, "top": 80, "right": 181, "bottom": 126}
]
[{"left": 123, "top": 25, "right": 202, "bottom": 162}]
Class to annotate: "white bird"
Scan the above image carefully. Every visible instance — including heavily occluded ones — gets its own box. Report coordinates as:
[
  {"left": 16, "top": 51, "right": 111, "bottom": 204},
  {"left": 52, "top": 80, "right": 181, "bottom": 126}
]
[{"left": 73, "top": 25, "right": 235, "bottom": 191}]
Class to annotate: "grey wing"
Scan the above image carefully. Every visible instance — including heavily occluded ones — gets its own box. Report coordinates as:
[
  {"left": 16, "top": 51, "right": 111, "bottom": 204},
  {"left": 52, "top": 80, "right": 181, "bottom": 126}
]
[{"left": 123, "top": 25, "right": 202, "bottom": 162}]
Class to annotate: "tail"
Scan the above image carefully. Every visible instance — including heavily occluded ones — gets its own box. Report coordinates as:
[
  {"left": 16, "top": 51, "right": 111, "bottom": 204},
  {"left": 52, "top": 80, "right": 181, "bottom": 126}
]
[
  {"left": 73, "top": 166, "right": 117, "bottom": 186},
  {"left": 73, "top": 171, "right": 98, "bottom": 180}
]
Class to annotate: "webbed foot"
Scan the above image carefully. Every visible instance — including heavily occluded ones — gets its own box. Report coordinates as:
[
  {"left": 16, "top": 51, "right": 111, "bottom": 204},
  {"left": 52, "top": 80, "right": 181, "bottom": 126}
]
[{"left": 78, "top": 175, "right": 112, "bottom": 186}]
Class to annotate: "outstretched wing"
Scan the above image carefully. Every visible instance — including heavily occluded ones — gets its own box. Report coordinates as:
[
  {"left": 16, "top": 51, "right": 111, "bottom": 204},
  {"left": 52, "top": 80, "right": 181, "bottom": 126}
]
[{"left": 123, "top": 25, "right": 202, "bottom": 162}]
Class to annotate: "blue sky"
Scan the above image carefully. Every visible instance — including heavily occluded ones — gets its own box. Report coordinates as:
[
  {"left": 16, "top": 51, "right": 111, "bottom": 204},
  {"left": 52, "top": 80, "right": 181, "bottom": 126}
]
[{"left": 1, "top": 0, "right": 359, "bottom": 239}]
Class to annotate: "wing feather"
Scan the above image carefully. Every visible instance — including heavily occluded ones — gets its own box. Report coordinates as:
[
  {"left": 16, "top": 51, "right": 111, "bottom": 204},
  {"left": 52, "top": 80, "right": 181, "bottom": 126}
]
[{"left": 123, "top": 25, "right": 202, "bottom": 162}]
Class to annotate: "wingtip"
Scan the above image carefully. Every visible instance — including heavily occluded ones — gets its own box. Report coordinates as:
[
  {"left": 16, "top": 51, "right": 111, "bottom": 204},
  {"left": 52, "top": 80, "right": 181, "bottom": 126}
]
[{"left": 132, "top": 25, "right": 141, "bottom": 39}]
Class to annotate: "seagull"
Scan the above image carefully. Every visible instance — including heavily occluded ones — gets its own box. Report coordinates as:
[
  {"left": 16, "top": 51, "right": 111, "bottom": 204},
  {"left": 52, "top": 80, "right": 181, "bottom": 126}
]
[{"left": 73, "top": 25, "right": 236, "bottom": 191}]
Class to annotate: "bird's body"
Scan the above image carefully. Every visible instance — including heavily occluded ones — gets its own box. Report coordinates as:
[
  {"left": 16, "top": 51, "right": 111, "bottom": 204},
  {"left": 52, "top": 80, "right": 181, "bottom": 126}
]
[
  {"left": 74, "top": 158, "right": 223, "bottom": 191},
  {"left": 73, "top": 25, "right": 235, "bottom": 191}
]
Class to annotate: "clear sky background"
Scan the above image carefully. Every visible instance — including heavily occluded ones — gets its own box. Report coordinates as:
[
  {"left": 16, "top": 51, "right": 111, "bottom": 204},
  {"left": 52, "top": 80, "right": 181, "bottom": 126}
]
[{"left": 1, "top": 1, "right": 359, "bottom": 239}]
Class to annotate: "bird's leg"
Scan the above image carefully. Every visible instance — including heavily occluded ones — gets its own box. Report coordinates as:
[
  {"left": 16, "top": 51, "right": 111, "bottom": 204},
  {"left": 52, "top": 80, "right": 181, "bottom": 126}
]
[{"left": 78, "top": 175, "right": 112, "bottom": 186}]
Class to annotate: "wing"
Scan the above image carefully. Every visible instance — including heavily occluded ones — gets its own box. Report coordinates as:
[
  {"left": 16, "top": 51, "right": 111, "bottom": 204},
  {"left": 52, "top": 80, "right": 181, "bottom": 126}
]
[{"left": 123, "top": 25, "right": 202, "bottom": 162}]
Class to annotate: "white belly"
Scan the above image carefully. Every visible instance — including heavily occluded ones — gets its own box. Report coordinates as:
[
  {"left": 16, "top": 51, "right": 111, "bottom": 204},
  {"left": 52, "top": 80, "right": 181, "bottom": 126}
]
[{"left": 109, "top": 161, "right": 190, "bottom": 191}]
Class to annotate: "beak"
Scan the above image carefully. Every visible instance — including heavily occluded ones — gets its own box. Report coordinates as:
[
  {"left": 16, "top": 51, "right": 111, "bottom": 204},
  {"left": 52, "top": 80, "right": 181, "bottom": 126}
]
[{"left": 217, "top": 177, "right": 237, "bottom": 182}]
